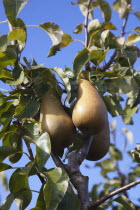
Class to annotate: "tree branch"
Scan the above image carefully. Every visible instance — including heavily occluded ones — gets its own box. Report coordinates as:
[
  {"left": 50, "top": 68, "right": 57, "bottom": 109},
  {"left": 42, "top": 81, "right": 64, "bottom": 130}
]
[
  {"left": 88, "top": 179, "right": 140, "bottom": 209},
  {"left": 84, "top": 0, "right": 92, "bottom": 48},
  {"left": 51, "top": 135, "right": 92, "bottom": 210}
]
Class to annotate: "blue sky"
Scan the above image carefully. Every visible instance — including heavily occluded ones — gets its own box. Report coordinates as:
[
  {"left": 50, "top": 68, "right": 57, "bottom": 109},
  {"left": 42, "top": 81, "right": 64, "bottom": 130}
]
[{"left": 0, "top": 0, "right": 140, "bottom": 209}]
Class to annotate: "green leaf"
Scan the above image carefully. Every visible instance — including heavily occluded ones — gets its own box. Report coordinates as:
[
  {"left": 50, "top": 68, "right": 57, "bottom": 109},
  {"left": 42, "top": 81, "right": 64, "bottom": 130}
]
[
  {"left": 0, "top": 163, "right": 12, "bottom": 172},
  {"left": 14, "top": 188, "right": 32, "bottom": 210},
  {"left": 0, "top": 145, "right": 17, "bottom": 162},
  {"left": 15, "top": 95, "right": 39, "bottom": 119},
  {"left": 9, "top": 168, "right": 30, "bottom": 193},
  {"left": 113, "top": 0, "right": 131, "bottom": 18},
  {"left": 0, "top": 35, "right": 8, "bottom": 52},
  {"left": 123, "top": 105, "right": 138, "bottom": 124},
  {"left": 48, "top": 33, "right": 73, "bottom": 57},
  {"left": 35, "top": 132, "right": 51, "bottom": 171},
  {"left": 39, "top": 22, "right": 63, "bottom": 45},
  {"left": 122, "top": 128, "right": 133, "bottom": 145},
  {"left": 89, "top": 50, "right": 107, "bottom": 65},
  {"left": 96, "top": 159, "right": 116, "bottom": 171},
  {"left": 97, "top": 0, "right": 112, "bottom": 22},
  {"left": 73, "top": 48, "right": 89, "bottom": 77},
  {"left": 79, "top": 3, "right": 93, "bottom": 19},
  {"left": 114, "top": 195, "right": 136, "bottom": 209},
  {"left": 22, "top": 122, "right": 40, "bottom": 140},
  {"left": 6, "top": 71, "right": 25, "bottom": 85},
  {"left": 8, "top": 133, "right": 23, "bottom": 163},
  {"left": 134, "top": 12, "right": 140, "bottom": 20},
  {"left": 3, "top": 0, "right": 28, "bottom": 26},
  {"left": 88, "top": 19, "right": 101, "bottom": 35},
  {"left": 0, "top": 101, "right": 13, "bottom": 115},
  {"left": 57, "top": 184, "right": 80, "bottom": 210},
  {"left": 73, "top": 23, "right": 84, "bottom": 34},
  {"left": 31, "top": 185, "right": 46, "bottom": 210},
  {"left": 134, "top": 27, "right": 140, "bottom": 33},
  {"left": 109, "top": 145, "right": 122, "bottom": 160},
  {"left": 103, "top": 95, "right": 125, "bottom": 117},
  {"left": 0, "top": 48, "right": 17, "bottom": 68},
  {"left": 43, "top": 167, "right": 69, "bottom": 210},
  {"left": 126, "top": 34, "right": 140, "bottom": 45},
  {"left": 0, "top": 69, "right": 13, "bottom": 80},
  {"left": 52, "top": 67, "right": 71, "bottom": 103},
  {"left": 0, "top": 193, "right": 14, "bottom": 210},
  {"left": 0, "top": 104, "right": 15, "bottom": 126}
]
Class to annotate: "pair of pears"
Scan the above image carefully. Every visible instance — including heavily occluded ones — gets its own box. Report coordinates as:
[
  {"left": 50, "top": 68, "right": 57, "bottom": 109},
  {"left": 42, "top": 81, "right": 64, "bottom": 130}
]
[{"left": 40, "top": 79, "right": 110, "bottom": 160}]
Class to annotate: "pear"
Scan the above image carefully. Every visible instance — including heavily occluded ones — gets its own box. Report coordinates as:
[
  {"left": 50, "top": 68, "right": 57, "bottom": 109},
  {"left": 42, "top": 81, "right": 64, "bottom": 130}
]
[
  {"left": 86, "top": 120, "right": 110, "bottom": 161},
  {"left": 72, "top": 79, "right": 108, "bottom": 135},
  {"left": 40, "top": 88, "right": 76, "bottom": 155}
]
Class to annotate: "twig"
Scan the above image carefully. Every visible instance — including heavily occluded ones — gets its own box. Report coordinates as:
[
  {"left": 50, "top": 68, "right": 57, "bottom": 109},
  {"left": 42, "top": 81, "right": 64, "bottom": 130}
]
[
  {"left": 88, "top": 179, "right": 140, "bottom": 209},
  {"left": 0, "top": 20, "right": 8, "bottom": 24},
  {"left": 84, "top": 0, "right": 92, "bottom": 48}
]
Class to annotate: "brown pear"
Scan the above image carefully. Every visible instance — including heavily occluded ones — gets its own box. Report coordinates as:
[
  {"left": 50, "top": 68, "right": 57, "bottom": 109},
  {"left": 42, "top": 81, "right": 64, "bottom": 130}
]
[
  {"left": 86, "top": 120, "right": 110, "bottom": 161},
  {"left": 40, "top": 88, "right": 76, "bottom": 155},
  {"left": 72, "top": 79, "right": 108, "bottom": 135}
]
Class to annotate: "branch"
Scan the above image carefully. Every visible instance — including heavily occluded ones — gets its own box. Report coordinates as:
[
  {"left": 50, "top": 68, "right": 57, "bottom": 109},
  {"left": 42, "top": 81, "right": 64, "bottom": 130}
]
[
  {"left": 51, "top": 136, "right": 92, "bottom": 210},
  {"left": 88, "top": 179, "right": 140, "bottom": 209},
  {"left": 84, "top": 0, "right": 92, "bottom": 48}
]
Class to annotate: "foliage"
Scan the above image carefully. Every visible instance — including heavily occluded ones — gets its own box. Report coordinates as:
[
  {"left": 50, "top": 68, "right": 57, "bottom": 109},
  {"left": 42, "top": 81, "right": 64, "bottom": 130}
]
[{"left": 0, "top": 0, "right": 140, "bottom": 209}]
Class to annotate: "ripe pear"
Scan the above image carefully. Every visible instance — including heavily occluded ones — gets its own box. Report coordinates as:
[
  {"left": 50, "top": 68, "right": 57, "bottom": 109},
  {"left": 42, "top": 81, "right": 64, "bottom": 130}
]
[
  {"left": 40, "top": 88, "right": 76, "bottom": 155},
  {"left": 72, "top": 79, "right": 108, "bottom": 135},
  {"left": 86, "top": 120, "right": 110, "bottom": 161}
]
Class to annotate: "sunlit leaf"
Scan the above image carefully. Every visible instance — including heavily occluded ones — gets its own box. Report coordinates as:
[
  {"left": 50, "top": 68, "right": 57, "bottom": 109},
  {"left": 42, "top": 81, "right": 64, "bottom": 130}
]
[
  {"left": 122, "top": 128, "right": 133, "bottom": 145},
  {"left": 0, "top": 35, "right": 8, "bottom": 52},
  {"left": 43, "top": 167, "right": 69, "bottom": 210},
  {"left": 48, "top": 33, "right": 73, "bottom": 57},
  {"left": 35, "top": 132, "right": 51, "bottom": 171},
  {"left": 30, "top": 185, "right": 46, "bottom": 210},
  {"left": 79, "top": 3, "right": 93, "bottom": 19},
  {"left": 109, "top": 145, "right": 122, "bottom": 160},
  {"left": 113, "top": 0, "right": 131, "bottom": 18},
  {"left": 0, "top": 171, "right": 8, "bottom": 191},
  {"left": 3, "top": 0, "right": 28, "bottom": 26},
  {"left": 39, "top": 22, "right": 63, "bottom": 45},
  {"left": 126, "top": 34, "right": 140, "bottom": 45},
  {"left": 52, "top": 67, "right": 71, "bottom": 103},
  {"left": 114, "top": 195, "right": 136, "bottom": 209},
  {"left": 123, "top": 105, "right": 138, "bottom": 124},
  {"left": 6, "top": 71, "right": 25, "bottom": 85},
  {"left": 89, "top": 50, "right": 107, "bottom": 65},
  {"left": 73, "top": 23, "right": 84, "bottom": 34},
  {"left": 134, "top": 27, "right": 140, "bottom": 33},
  {"left": 88, "top": 19, "right": 101, "bottom": 34},
  {"left": 14, "top": 188, "right": 32, "bottom": 210},
  {"left": 73, "top": 48, "right": 89, "bottom": 77},
  {"left": 0, "top": 48, "right": 17, "bottom": 68}
]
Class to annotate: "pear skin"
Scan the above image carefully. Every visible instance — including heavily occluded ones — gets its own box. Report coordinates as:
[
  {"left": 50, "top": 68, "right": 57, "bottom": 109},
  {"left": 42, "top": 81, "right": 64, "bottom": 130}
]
[
  {"left": 72, "top": 79, "right": 108, "bottom": 135},
  {"left": 40, "top": 88, "right": 76, "bottom": 155},
  {"left": 86, "top": 120, "right": 110, "bottom": 161}
]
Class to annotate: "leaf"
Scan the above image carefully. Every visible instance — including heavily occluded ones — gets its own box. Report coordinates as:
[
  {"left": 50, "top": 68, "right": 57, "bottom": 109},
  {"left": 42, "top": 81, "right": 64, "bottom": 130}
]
[
  {"left": 6, "top": 71, "right": 25, "bottom": 85},
  {"left": 0, "top": 104, "right": 15, "bottom": 126},
  {"left": 0, "top": 171, "right": 8, "bottom": 191},
  {"left": 89, "top": 49, "right": 107, "bottom": 65},
  {"left": 134, "top": 27, "right": 140, "bottom": 33},
  {"left": 122, "top": 128, "right": 133, "bottom": 144},
  {"left": 43, "top": 167, "right": 69, "bottom": 210},
  {"left": 79, "top": 3, "right": 93, "bottom": 19},
  {"left": 0, "top": 35, "right": 8, "bottom": 52},
  {"left": 57, "top": 184, "right": 80, "bottom": 210},
  {"left": 134, "top": 11, "right": 140, "bottom": 20},
  {"left": 0, "top": 69, "right": 13, "bottom": 81},
  {"left": 73, "top": 48, "right": 89, "bottom": 77},
  {"left": 0, "top": 193, "right": 14, "bottom": 210},
  {"left": 35, "top": 132, "right": 51, "bottom": 171},
  {"left": 97, "top": 0, "right": 112, "bottom": 22},
  {"left": 73, "top": 23, "right": 84, "bottom": 34},
  {"left": 88, "top": 19, "right": 101, "bottom": 34},
  {"left": 39, "top": 22, "right": 63, "bottom": 45},
  {"left": 0, "top": 48, "right": 17, "bottom": 68},
  {"left": 14, "top": 188, "right": 32, "bottom": 210},
  {"left": 3, "top": 0, "right": 28, "bottom": 26},
  {"left": 22, "top": 122, "right": 40, "bottom": 140},
  {"left": 15, "top": 95, "right": 39, "bottom": 119},
  {"left": 113, "top": 0, "right": 131, "bottom": 18},
  {"left": 30, "top": 185, "right": 46, "bottom": 210},
  {"left": 109, "top": 145, "right": 122, "bottom": 160},
  {"left": 114, "top": 195, "right": 136, "bottom": 209},
  {"left": 123, "top": 105, "right": 138, "bottom": 124},
  {"left": 52, "top": 67, "right": 71, "bottom": 103},
  {"left": 48, "top": 33, "right": 73, "bottom": 57},
  {"left": 0, "top": 145, "right": 17, "bottom": 162},
  {"left": 103, "top": 95, "right": 125, "bottom": 117},
  {"left": 126, "top": 34, "right": 140, "bottom": 45},
  {"left": 0, "top": 163, "right": 12, "bottom": 172}
]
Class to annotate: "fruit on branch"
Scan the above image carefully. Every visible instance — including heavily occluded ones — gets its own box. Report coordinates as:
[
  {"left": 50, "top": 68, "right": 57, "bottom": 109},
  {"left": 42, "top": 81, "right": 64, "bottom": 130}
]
[
  {"left": 40, "top": 88, "right": 76, "bottom": 155},
  {"left": 72, "top": 79, "right": 108, "bottom": 135},
  {"left": 86, "top": 119, "right": 110, "bottom": 161}
]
